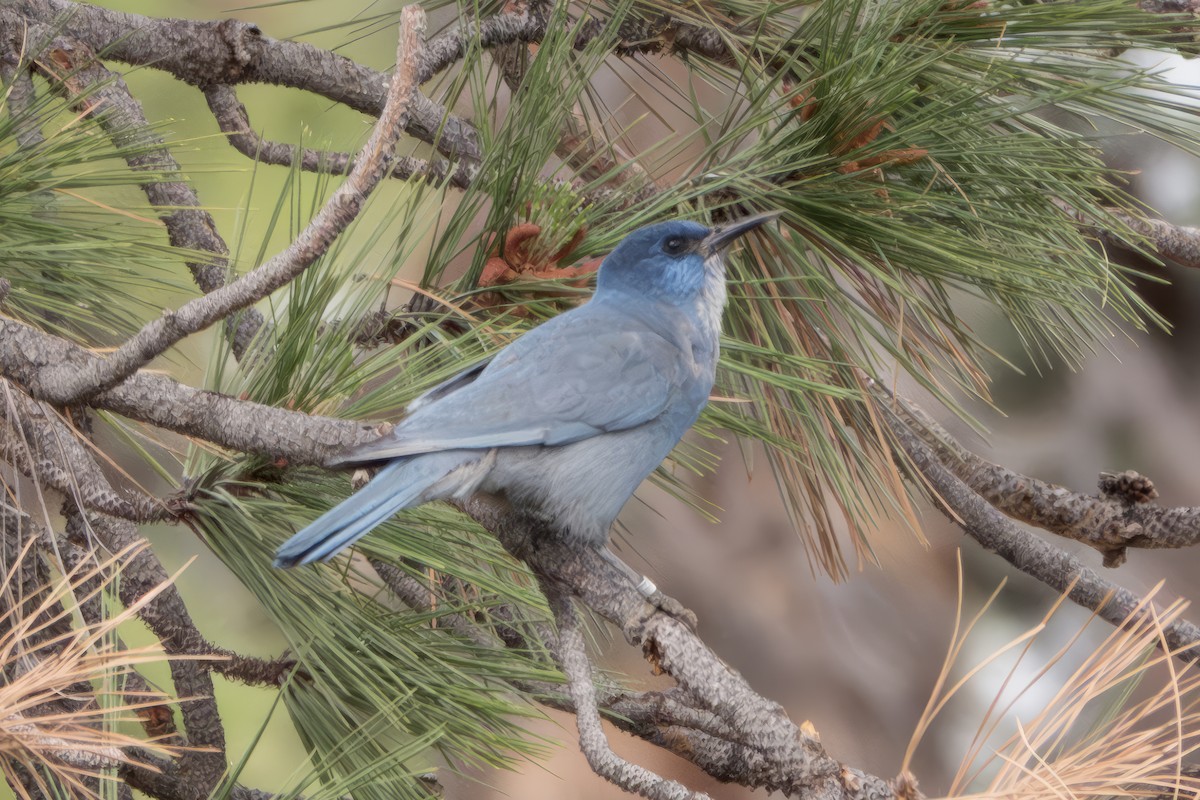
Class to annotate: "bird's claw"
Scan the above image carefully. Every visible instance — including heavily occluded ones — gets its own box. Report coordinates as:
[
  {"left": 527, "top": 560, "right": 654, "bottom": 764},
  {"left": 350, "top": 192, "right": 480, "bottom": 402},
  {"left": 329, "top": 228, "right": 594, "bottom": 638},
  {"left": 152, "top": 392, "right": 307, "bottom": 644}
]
[{"left": 645, "top": 589, "right": 699, "bottom": 632}]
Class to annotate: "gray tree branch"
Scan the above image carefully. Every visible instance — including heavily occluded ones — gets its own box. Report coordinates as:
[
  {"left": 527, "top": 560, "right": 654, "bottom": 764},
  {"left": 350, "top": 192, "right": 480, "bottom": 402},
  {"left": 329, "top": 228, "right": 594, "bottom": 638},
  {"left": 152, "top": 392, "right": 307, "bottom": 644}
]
[
  {"left": 0, "top": 17, "right": 264, "bottom": 356},
  {"left": 61, "top": 525, "right": 180, "bottom": 741},
  {"left": 1100, "top": 208, "right": 1200, "bottom": 269},
  {"left": 879, "top": 396, "right": 1200, "bottom": 663},
  {"left": 34, "top": 7, "right": 427, "bottom": 405},
  {"left": 371, "top": 558, "right": 782, "bottom": 788},
  {"left": 201, "top": 84, "right": 473, "bottom": 190},
  {"left": 11, "top": 0, "right": 482, "bottom": 163},
  {"left": 0, "top": 381, "right": 170, "bottom": 523},
  {"left": 0, "top": 317, "right": 381, "bottom": 465},
  {"left": 895, "top": 397, "right": 1200, "bottom": 567},
  {"left": 542, "top": 581, "right": 708, "bottom": 800}
]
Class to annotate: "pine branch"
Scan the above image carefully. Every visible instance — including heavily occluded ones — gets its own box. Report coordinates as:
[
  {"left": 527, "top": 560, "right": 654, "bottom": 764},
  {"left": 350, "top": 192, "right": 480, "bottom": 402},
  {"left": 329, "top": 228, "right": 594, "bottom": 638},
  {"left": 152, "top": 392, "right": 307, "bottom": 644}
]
[
  {"left": 14, "top": 24, "right": 262, "bottom": 357},
  {"left": 0, "top": 382, "right": 171, "bottom": 523},
  {"left": 33, "top": 7, "right": 427, "bottom": 405},
  {"left": 464, "top": 497, "right": 899, "bottom": 799},
  {"left": 1060, "top": 200, "right": 1200, "bottom": 270},
  {"left": 10, "top": 0, "right": 482, "bottom": 162},
  {"left": 895, "top": 397, "right": 1200, "bottom": 567},
  {"left": 880, "top": 397, "right": 1200, "bottom": 663}
]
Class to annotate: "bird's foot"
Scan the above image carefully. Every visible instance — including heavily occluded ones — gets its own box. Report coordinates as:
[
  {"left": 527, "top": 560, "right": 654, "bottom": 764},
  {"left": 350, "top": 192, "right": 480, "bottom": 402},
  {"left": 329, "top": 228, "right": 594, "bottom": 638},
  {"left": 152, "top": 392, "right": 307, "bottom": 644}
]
[
  {"left": 644, "top": 589, "right": 699, "bottom": 632},
  {"left": 597, "top": 546, "right": 699, "bottom": 631},
  {"left": 632, "top": 575, "right": 698, "bottom": 631}
]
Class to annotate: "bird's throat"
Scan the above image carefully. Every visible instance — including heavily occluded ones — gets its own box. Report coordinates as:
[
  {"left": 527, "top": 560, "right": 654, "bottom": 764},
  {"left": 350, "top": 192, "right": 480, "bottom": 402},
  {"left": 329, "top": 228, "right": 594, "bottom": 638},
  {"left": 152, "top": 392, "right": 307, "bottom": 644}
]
[{"left": 698, "top": 255, "right": 728, "bottom": 344}]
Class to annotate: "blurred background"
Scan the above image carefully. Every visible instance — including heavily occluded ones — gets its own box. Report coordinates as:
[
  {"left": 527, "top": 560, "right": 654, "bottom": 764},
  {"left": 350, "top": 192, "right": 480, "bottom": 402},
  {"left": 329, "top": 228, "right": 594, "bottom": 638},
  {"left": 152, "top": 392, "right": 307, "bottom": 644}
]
[{"left": 19, "top": 1, "right": 1200, "bottom": 797}]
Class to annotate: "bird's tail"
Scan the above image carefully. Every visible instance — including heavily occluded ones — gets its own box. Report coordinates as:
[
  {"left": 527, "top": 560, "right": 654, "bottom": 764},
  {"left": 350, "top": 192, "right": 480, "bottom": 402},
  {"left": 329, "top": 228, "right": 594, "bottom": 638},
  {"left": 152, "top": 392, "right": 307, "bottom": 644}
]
[{"left": 274, "top": 453, "right": 465, "bottom": 568}]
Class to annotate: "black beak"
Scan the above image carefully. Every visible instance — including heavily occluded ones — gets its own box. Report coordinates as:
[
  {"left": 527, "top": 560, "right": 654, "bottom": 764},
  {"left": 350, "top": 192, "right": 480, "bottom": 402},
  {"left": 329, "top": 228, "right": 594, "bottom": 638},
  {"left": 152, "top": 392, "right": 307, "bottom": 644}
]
[{"left": 703, "top": 210, "right": 782, "bottom": 256}]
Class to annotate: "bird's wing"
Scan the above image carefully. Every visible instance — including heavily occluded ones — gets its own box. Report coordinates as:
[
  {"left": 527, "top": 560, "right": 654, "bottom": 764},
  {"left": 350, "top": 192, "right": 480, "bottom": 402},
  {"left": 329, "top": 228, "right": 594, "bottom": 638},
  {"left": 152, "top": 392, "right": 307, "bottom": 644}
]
[
  {"left": 330, "top": 312, "right": 686, "bottom": 465},
  {"left": 403, "top": 358, "right": 491, "bottom": 414}
]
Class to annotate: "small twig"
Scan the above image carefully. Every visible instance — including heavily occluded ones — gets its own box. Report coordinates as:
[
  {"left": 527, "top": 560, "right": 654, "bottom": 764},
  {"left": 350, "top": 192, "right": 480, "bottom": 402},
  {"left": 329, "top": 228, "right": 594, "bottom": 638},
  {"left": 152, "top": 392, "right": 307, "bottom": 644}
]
[
  {"left": 35, "top": 8, "right": 428, "bottom": 405},
  {"left": 881, "top": 400, "right": 1200, "bottom": 663},
  {"left": 1058, "top": 200, "right": 1200, "bottom": 270},
  {"left": 347, "top": 308, "right": 420, "bottom": 347},
  {"left": 6, "top": 712, "right": 124, "bottom": 770},
  {"left": 202, "top": 84, "right": 473, "bottom": 190},
  {"left": 0, "top": 501, "right": 84, "bottom": 685},
  {"left": 542, "top": 581, "right": 708, "bottom": 800}
]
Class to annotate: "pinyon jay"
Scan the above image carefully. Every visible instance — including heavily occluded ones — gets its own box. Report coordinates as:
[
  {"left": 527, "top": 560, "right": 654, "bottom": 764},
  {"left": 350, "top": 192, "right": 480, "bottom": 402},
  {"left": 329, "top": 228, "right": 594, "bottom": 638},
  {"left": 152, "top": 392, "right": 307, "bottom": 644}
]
[{"left": 275, "top": 212, "right": 778, "bottom": 593}]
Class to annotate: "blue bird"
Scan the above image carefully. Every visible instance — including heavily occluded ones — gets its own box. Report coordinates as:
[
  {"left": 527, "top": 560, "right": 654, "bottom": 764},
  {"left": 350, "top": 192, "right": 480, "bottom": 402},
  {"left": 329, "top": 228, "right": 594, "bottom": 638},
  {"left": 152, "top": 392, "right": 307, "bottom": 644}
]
[{"left": 274, "top": 213, "right": 778, "bottom": 590}]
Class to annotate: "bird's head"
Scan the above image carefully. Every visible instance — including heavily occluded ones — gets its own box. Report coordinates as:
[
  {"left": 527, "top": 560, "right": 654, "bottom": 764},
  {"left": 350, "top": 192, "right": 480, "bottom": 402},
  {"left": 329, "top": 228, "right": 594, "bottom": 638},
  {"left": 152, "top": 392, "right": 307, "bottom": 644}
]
[{"left": 596, "top": 213, "right": 779, "bottom": 305}]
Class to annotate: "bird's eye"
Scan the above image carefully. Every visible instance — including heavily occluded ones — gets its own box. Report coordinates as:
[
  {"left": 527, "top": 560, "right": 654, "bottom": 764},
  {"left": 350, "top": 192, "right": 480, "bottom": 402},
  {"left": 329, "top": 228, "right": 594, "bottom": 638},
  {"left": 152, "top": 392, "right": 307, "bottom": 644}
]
[{"left": 663, "top": 237, "right": 686, "bottom": 256}]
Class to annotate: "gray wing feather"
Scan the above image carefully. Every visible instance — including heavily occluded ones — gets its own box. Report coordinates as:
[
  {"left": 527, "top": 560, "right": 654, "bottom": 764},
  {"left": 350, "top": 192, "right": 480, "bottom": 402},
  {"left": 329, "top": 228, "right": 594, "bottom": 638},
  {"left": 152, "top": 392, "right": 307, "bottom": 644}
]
[
  {"left": 331, "top": 311, "right": 684, "bottom": 466},
  {"left": 404, "top": 359, "right": 491, "bottom": 413}
]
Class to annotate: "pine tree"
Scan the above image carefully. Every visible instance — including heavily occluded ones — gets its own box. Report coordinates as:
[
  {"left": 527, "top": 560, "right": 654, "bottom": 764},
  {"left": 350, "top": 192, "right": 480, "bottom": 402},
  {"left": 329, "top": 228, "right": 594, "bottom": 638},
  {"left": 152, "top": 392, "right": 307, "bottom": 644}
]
[{"left": 3, "top": 1, "right": 1200, "bottom": 798}]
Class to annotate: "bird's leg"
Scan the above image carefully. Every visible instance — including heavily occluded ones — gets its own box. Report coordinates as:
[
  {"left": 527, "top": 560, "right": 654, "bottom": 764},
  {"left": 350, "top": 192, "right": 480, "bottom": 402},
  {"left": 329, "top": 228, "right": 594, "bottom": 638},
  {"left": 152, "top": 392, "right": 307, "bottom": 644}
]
[
  {"left": 598, "top": 547, "right": 698, "bottom": 631},
  {"left": 598, "top": 546, "right": 658, "bottom": 597}
]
